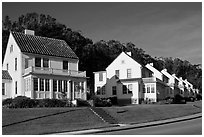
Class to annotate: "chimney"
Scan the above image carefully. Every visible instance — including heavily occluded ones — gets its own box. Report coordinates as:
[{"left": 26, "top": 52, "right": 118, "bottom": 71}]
[
  {"left": 149, "top": 63, "right": 153, "bottom": 66},
  {"left": 163, "top": 68, "right": 167, "bottom": 71},
  {"left": 126, "top": 52, "right": 131, "bottom": 56},
  {"left": 24, "top": 29, "right": 35, "bottom": 35}
]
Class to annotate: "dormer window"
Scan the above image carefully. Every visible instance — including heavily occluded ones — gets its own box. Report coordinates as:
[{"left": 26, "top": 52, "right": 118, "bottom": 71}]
[
  {"left": 10, "top": 45, "right": 13, "bottom": 53},
  {"left": 63, "top": 60, "right": 68, "bottom": 70},
  {"left": 35, "top": 57, "right": 41, "bottom": 67},
  {"left": 43, "top": 58, "right": 49, "bottom": 68}
]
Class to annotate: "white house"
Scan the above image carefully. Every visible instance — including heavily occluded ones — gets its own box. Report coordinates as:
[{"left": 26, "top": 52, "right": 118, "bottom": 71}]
[
  {"left": 2, "top": 30, "right": 87, "bottom": 100},
  {"left": 144, "top": 63, "right": 170, "bottom": 102},
  {"left": 2, "top": 70, "right": 12, "bottom": 100},
  {"left": 94, "top": 52, "right": 153, "bottom": 104},
  {"left": 161, "top": 69, "right": 180, "bottom": 97}
]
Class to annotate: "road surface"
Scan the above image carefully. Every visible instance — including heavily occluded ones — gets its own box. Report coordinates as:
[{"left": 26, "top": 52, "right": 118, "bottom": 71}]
[{"left": 96, "top": 117, "right": 202, "bottom": 135}]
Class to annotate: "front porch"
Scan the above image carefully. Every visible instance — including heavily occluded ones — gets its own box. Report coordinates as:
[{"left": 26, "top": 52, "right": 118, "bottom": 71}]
[{"left": 24, "top": 76, "right": 87, "bottom": 100}]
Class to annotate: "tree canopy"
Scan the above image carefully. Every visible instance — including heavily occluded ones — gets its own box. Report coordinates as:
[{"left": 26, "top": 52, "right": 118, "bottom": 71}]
[{"left": 2, "top": 13, "right": 202, "bottom": 94}]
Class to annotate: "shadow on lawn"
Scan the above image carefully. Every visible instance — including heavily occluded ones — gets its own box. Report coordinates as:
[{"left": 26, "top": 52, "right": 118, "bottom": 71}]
[{"left": 2, "top": 108, "right": 82, "bottom": 128}]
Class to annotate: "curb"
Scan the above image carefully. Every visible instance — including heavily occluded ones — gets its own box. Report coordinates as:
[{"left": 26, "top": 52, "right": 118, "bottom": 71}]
[{"left": 54, "top": 113, "right": 202, "bottom": 135}]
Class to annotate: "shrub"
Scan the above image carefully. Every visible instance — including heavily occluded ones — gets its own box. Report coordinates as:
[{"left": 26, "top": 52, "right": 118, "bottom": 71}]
[
  {"left": 2, "top": 98, "right": 13, "bottom": 108},
  {"left": 173, "top": 94, "right": 186, "bottom": 104},
  {"left": 11, "top": 96, "right": 33, "bottom": 108},
  {"left": 76, "top": 98, "right": 90, "bottom": 107}
]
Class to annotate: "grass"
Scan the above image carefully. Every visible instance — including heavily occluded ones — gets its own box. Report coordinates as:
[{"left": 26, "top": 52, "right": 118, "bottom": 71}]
[
  {"left": 2, "top": 101, "right": 202, "bottom": 135},
  {"left": 103, "top": 101, "right": 202, "bottom": 124},
  {"left": 2, "top": 107, "right": 109, "bottom": 135}
]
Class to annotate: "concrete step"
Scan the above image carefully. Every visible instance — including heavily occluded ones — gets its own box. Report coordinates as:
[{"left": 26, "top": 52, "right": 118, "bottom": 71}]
[{"left": 90, "top": 107, "right": 118, "bottom": 124}]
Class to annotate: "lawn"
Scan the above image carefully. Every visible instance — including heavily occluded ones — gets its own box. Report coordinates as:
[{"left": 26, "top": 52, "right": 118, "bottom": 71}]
[
  {"left": 103, "top": 101, "right": 202, "bottom": 124},
  {"left": 2, "top": 107, "right": 109, "bottom": 135},
  {"left": 2, "top": 101, "right": 202, "bottom": 135}
]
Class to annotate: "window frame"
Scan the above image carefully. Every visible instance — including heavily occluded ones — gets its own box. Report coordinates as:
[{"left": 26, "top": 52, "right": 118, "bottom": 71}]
[
  {"left": 43, "top": 58, "right": 49, "bottom": 68},
  {"left": 63, "top": 60, "right": 68, "bottom": 70},
  {"left": 99, "top": 73, "right": 103, "bottom": 81},
  {"left": 15, "top": 58, "right": 17, "bottom": 71},
  {"left": 45, "top": 79, "right": 50, "bottom": 91},
  {"left": 147, "top": 85, "right": 150, "bottom": 93},
  {"left": 2, "top": 83, "right": 5, "bottom": 95},
  {"left": 35, "top": 57, "right": 41, "bottom": 67},
  {"left": 15, "top": 81, "right": 17, "bottom": 94},
  {"left": 33, "top": 78, "right": 38, "bottom": 91},
  {"left": 97, "top": 86, "right": 101, "bottom": 95},
  {"left": 151, "top": 84, "right": 155, "bottom": 93},
  {"left": 123, "top": 85, "right": 127, "bottom": 94},
  {"left": 40, "top": 78, "right": 44, "bottom": 91},
  {"left": 115, "top": 70, "right": 119, "bottom": 78},
  {"left": 128, "top": 84, "right": 133, "bottom": 94},
  {"left": 112, "top": 86, "right": 117, "bottom": 95},
  {"left": 127, "top": 69, "right": 131, "bottom": 78}
]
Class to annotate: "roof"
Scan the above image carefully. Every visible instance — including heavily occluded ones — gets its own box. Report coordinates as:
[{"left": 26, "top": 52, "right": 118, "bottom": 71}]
[
  {"left": 124, "top": 52, "right": 153, "bottom": 73},
  {"left": 11, "top": 31, "right": 78, "bottom": 59},
  {"left": 2, "top": 70, "right": 12, "bottom": 80}
]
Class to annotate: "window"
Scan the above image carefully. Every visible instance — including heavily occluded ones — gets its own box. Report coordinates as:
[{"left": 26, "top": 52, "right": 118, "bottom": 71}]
[
  {"left": 64, "top": 80, "right": 67, "bottom": 93},
  {"left": 45, "top": 79, "right": 49, "bottom": 91},
  {"left": 151, "top": 84, "right": 155, "bottom": 93},
  {"left": 128, "top": 84, "right": 133, "bottom": 94},
  {"left": 15, "top": 58, "right": 17, "bottom": 71},
  {"left": 6, "top": 63, "right": 9, "bottom": 70},
  {"left": 102, "top": 86, "right": 105, "bottom": 95},
  {"left": 53, "top": 80, "right": 57, "bottom": 92},
  {"left": 81, "top": 82, "right": 84, "bottom": 92},
  {"left": 15, "top": 81, "right": 17, "bottom": 94},
  {"left": 97, "top": 87, "right": 101, "bottom": 95},
  {"left": 147, "top": 85, "right": 150, "bottom": 93},
  {"left": 25, "top": 58, "right": 29, "bottom": 69},
  {"left": 143, "top": 85, "right": 146, "bottom": 93},
  {"left": 35, "top": 57, "right": 41, "bottom": 67},
  {"left": 99, "top": 73, "right": 103, "bottom": 81},
  {"left": 58, "top": 80, "right": 62, "bottom": 92},
  {"left": 10, "top": 45, "right": 13, "bottom": 53},
  {"left": 40, "top": 79, "right": 44, "bottom": 91},
  {"left": 123, "top": 85, "right": 127, "bottom": 94},
  {"left": 2, "top": 83, "right": 5, "bottom": 95},
  {"left": 43, "top": 58, "right": 49, "bottom": 68},
  {"left": 115, "top": 70, "right": 119, "bottom": 78},
  {"left": 127, "top": 69, "right": 131, "bottom": 78},
  {"left": 63, "top": 61, "right": 68, "bottom": 70},
  {"left": 112, "top": 86, "right": 117, "bottom": 95},
  {"left": 33, "top": 78, "right": 38, "bottom": 91}
]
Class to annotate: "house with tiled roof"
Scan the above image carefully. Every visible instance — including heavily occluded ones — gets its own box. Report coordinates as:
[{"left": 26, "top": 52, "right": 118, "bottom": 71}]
[
  {"left": 2, "top": 70, "right": 12, "bottom": 100},
  {"left": 2, "top": 30, "right": 87, "bottom": 100}
]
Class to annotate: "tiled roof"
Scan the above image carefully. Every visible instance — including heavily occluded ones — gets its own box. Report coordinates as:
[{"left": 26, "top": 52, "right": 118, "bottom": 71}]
[
  {"left": 11, "top": 31, "right": 78, "bottom": 59},
  {"left": 2, "top": 70, "right": 12, "bottom": 80}
]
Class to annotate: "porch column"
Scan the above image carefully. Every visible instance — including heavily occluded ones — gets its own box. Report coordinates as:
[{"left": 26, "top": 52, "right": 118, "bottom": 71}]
[
  {"left": 72, "top": 81, "right": 75, "bottom": 100},
  {"left": 50, "top": 79, "right": 53, "bottom": 99},
  {"left": 67, "top": 80, "right": 70, "bottom": 99},
  {"left": 31, "top": 76, "right": 34, "bottom": 99},
  {"left": 56, "top": 80, "right": 59, "bottom": 99},
  {"left": 84, "top": 80, "right": 87, "bottom": 100},
  {"left": 79, "top": 82, "right": 82, "bottom": 99}
]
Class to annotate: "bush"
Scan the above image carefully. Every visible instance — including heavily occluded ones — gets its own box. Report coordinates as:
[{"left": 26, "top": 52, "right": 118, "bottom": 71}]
[
  {"left": 76, "top": 98, "right": 90, "bottom": 107},
  {"left": 2, "top": 98, "right": 13, "bottom": 108},
  {"left": 173, "top": 94, "right": 186, "bottom": 104},
  {"left": 90, "top": 95, "right": 112, "bottom": 107},
  {"left": 196, "top": 94, "right": 202, "bottom": 100},
  {"left": 11, "top": 96, "right": 35, "bottom": 108},
  {"left": 38, "top": 99, "right": 68, "bottom": 107},
  {"left": 108, "top": 97, "right": 118, "bottom": 105}
]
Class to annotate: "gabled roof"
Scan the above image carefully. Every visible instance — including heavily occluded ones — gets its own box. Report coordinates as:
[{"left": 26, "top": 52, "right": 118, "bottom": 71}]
[
  {"left": 11, "top": 31, "right": 78, "bottom": 59},
  {"left": 2, "top": 70, "right": 12, "bottom": 80}
]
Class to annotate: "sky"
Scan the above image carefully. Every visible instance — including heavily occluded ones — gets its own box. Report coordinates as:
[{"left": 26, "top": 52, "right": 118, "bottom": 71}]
[{"left": 2, "top": 2, "right": 202, "bottom": 65}]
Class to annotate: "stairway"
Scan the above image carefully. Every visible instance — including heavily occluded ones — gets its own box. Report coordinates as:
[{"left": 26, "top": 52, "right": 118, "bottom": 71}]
[{"left": 90, "top": 107, "right": 118, "bottom": 124}]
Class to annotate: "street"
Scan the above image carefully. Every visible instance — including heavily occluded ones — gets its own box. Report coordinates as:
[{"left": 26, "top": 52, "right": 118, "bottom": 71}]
[{"left": 96, "top": 117, "right": 202, "bottom": 135}]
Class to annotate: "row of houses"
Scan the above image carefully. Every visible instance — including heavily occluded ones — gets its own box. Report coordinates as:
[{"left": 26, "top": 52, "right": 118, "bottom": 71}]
[
  {"left": 2, "top": 30, "right": 199, "bottom": 105},
  {"left": 94, "top": 52, "right": 198, "bottom": 105}
]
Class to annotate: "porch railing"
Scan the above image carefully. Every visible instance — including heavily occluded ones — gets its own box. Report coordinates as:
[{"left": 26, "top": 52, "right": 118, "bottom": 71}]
[{"left": 24, "top": 66, "right": 86, "bottom": 77}]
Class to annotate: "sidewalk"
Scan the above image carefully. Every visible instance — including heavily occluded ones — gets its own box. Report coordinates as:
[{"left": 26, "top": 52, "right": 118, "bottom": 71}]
[{"left": 53, "top": 112, "right": 202, "bottom": 135}]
